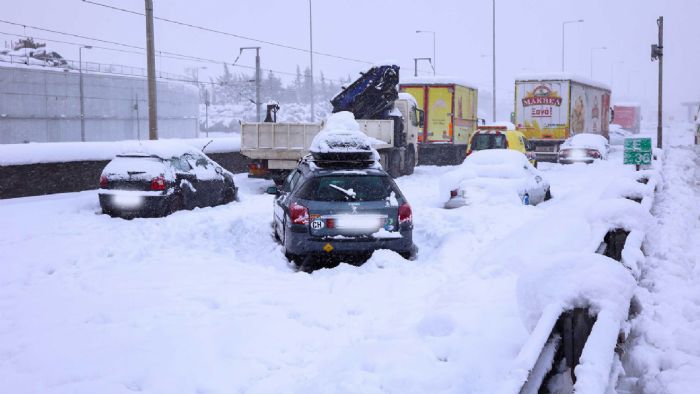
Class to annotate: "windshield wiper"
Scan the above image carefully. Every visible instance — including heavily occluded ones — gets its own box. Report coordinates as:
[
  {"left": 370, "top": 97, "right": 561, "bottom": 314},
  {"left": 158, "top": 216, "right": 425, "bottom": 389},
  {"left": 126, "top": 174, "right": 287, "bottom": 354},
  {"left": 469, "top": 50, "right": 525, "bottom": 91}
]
[{"left": 329, "top": 184, "right": 357, "bottom": 200}]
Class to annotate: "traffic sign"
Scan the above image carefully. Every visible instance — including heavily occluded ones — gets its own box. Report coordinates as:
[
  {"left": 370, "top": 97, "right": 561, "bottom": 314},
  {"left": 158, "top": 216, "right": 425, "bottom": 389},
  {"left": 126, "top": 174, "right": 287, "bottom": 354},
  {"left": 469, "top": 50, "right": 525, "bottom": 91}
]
[{"left": 624, "top": 138, "right": 652, "bottom": 166}]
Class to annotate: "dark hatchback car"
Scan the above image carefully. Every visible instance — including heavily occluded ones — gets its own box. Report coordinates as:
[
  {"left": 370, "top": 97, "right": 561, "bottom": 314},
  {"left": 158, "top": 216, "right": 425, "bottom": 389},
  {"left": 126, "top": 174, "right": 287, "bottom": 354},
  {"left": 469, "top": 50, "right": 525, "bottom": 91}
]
[
  {"left": 99, "top": 147, "right": 237, "bottom": 218},
  {"left": 267, "top": 156, "right": 416, "bottom": 272}
]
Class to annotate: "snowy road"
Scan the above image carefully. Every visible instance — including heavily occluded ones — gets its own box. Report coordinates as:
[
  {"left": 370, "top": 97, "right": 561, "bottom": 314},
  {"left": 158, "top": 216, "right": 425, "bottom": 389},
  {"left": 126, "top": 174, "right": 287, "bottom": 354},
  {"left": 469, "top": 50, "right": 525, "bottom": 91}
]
[{"left": 0, "top": 148, "right": 647, "bottom": 393}]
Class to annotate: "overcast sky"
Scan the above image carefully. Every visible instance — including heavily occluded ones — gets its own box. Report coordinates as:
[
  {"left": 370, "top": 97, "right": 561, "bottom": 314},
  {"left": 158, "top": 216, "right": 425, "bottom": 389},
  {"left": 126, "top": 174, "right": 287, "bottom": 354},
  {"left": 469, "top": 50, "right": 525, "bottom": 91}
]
[{"left": 3, "top": 0, "right": 699, "bottom": 120}]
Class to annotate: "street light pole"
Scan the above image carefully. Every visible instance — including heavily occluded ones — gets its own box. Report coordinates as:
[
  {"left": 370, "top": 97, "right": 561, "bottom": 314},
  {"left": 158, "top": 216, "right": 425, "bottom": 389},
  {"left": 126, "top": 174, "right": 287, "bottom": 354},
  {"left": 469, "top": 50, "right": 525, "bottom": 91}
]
[
  {"left": 240, "top": 47, "right": 261, "bottom": 122},
  {"left": 492, "top": 0, "right": 496, "bottom": 122},
  {"left": 589, "top": 46, "right": 607, "bottom": 78},
  {"left": 309, "top": 0, "right": 315, "bottom": 122},
  {"left": 561, "top": 19, "right": 584, "bottom": 72},
  {"left": 78, "top": 45, "right": 92, "bottom": 142},
  {"left": 416, "top": 30, "right": 436, "bottom": 75}
]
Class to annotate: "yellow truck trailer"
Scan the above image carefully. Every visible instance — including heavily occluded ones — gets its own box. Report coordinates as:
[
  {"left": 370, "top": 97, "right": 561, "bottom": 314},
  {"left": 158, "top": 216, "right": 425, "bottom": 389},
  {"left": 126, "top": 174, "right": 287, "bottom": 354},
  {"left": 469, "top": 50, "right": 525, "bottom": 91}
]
[
  {"left": 400, "top": 77, "right": 478, "bottom": 165},
  {"left": 514, "top": 74, "right": 611, "bottom": 162}
]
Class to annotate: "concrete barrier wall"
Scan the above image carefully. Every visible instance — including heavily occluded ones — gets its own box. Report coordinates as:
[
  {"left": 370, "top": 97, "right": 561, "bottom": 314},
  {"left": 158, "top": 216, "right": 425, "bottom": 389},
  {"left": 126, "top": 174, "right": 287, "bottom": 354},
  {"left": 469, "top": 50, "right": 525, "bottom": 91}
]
[
  {"left": 0, "top": 152, "right": 250, "bottom": 199},
  {"left": 0, "top": 65, "right": 199, "bottom": 143}
]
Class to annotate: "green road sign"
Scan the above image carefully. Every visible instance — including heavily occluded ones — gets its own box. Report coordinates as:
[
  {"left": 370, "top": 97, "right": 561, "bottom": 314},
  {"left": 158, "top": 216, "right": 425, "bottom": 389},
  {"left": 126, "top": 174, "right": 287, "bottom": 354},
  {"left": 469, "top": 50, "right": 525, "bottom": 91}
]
[{"left": 623, "top": 137, "right": 652, "bottom": 165}]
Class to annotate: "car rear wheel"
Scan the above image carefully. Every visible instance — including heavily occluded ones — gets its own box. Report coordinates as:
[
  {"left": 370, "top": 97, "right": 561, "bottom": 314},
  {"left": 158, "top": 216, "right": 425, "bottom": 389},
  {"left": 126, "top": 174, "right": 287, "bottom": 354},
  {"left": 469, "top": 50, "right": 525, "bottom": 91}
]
[
  {"left": 222, "top": 187, "right": 236, "bottom": 204},
  {"left": 389, "top": 150, "right": 402, "bottom": 178},
  {"left": 169, "top": 194, "right": 184, "bottom": 214}
]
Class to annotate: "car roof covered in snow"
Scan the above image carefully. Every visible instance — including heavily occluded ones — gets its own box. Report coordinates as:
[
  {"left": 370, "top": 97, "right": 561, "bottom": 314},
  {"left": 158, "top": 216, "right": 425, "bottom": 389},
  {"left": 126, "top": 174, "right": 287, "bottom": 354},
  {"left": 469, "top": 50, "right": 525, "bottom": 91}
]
[
  {"left": 117, "top": 140, "right": 205, "bottom": 160},
  {"left": 465, "top": 149, "right": 531, "bottom": 166},
  {"left": 562, "top": 133, "right": 609, "bottom": 151}
]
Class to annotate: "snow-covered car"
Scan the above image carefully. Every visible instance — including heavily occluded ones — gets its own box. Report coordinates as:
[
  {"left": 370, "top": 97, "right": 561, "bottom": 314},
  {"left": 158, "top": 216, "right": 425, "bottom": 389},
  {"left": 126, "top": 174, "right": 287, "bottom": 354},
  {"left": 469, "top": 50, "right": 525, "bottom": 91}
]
[
  {"left": 98, "top": 143, "right": 237, "bottom": 218},
  {"left": 267, "top": 112, "right": 416, "bottom": 272},
  {"left": 608, "top": 124, "right": 633, "bottom": 145},
  {"left": 557, "top": 133, "right": 610, "bottom": 164},
  {"left": 441, "top": 149, "right": 551, "bottom": 208}
]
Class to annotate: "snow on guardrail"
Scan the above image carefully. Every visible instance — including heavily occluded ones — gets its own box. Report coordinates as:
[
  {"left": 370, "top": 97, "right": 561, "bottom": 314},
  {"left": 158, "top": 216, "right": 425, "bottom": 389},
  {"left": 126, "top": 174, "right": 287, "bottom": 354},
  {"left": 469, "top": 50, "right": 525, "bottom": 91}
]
[
  {"left": 0, "top": 136, "right": 241, "bottom": 166},
  {"left": 500, "top": 156, "right": 661, "bottom": 393}
]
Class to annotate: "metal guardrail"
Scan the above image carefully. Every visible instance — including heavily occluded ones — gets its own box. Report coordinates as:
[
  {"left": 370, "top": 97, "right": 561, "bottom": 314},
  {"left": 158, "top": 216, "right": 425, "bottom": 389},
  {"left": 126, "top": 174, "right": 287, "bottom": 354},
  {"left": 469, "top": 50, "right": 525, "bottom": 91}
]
[{"left": 0, "top": 53, "right": 192, "bottom": 83}]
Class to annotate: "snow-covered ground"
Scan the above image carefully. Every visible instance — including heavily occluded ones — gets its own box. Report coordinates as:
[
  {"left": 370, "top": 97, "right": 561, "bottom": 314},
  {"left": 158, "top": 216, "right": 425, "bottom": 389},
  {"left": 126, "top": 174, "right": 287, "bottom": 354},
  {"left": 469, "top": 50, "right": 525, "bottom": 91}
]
[
  {"left": 0, "top": 128, "right": 689, "bottom": 393},
  {"left": 621, "top": 124, "right": 700, "bottom": 393}
]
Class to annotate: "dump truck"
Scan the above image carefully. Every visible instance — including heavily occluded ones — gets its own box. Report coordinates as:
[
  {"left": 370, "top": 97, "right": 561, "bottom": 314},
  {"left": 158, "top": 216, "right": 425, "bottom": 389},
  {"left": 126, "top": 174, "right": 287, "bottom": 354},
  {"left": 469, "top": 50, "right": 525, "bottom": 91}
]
[
  {"left": 514, "top": 74, "right": 611, "bottom": 162},
  {"left": 399, "top": 77, "right": 479, "bottom": 165},
  {"left": 241, "top": 65, "right": 423, "bottom": 183},
  {"left": 612, "top": 103, "right": 641, "bottom": 133}
]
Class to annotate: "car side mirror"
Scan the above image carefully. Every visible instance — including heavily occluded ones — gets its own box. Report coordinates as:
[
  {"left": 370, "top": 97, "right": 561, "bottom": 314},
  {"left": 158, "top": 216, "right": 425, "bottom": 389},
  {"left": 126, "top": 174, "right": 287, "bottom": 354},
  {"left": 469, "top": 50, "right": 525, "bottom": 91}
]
[{"left": 266, "top": 186, "right": 279, "bottom": 195}]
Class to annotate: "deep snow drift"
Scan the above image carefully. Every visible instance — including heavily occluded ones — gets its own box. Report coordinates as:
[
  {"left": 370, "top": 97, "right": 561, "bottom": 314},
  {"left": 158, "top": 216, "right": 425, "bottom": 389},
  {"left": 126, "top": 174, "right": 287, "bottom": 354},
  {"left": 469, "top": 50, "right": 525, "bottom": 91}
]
[{"left": 0, "top": 128, "right": 688, "bottom": 393}]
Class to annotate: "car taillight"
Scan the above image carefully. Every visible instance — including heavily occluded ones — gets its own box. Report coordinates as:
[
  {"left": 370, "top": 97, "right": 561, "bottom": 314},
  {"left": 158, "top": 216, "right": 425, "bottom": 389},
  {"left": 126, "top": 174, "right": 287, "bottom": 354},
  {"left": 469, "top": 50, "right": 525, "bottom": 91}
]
[
  {"left": 399, "top": 203, "right": 412, "bottom": 224},
  {"left": 325, "top": 218, "right": 335, "bottom": 229},
  {"left": 150, "top": 176, "right": 166, "bottom": 191},
  {"left": 450, "top": 189, "right": 458, "bottom": 198},
  {"left": 587, "top": 149, "right": 601, "bottom": 158},
  {"left": 99, "top": 175, "right": 108, "bottom": 188},
  {"left": 466, "top": 147, "right": 473, "bottom": 156},
  {"left": 248, "top": 161, "right": 269, "bottom": 177},
  {"left": 290, "top": 202, "right": 309, "bottom": 225}
]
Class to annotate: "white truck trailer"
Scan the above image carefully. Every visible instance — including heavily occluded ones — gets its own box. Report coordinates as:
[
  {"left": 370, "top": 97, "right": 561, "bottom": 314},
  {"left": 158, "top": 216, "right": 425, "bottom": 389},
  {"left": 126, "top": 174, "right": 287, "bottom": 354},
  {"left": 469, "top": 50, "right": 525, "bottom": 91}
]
[{"left": 241, "top": 95, "right": 422, "bottom": 184}]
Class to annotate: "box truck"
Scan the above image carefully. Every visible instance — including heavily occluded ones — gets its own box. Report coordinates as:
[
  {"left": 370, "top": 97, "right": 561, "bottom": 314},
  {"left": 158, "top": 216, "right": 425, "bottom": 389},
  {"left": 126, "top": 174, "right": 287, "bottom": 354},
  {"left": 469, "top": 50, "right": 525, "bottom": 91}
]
[
  {"left": 400, "top": 77, "right": 479, "bottom": 165},
  {"left": 514, "top": 74, "right": 611, "bottom": 161},
  {"left": 612, "top": 103, "right": 641, "bottom": 133}
]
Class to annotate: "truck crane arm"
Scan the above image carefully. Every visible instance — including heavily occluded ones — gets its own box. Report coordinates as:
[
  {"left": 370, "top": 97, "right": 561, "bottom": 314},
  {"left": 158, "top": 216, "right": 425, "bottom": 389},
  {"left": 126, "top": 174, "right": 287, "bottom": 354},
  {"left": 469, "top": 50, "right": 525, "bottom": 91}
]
[{"left": 330, "top": 65, "right": 400, "bottom": 120}]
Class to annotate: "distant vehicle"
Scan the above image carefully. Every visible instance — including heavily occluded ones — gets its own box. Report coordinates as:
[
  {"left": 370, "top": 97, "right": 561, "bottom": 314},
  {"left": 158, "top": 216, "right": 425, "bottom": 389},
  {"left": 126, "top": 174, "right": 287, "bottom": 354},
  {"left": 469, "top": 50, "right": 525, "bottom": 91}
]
[
  {"left": 99, "top": 144, "right": 237, "bottom": 218},
  {"left": 557, "top": 133, "right": 610, "bottom": 164},
  {"left": 441, "top": 149, "right": 551, "bottom": 209},
  {"left": 612, "top": 103, "right": 641, "bottom": 133},
  {"left": 241, "top": 64, "right": 422, "bottom": 183},
  {"left": 467, "top": 125, "right": 537, "bottom": 167},
  {"left": 608, "top": 124, "right": 633, "bottom": 146},
  {"left": 267, "top": 113, "right": 416, "bottom": 272},
  {"left": 514, "top": 74, "right": 611, "bottom": 162},
  {"left": 400, "top": 77, "right": 479, "bottom": 165}
]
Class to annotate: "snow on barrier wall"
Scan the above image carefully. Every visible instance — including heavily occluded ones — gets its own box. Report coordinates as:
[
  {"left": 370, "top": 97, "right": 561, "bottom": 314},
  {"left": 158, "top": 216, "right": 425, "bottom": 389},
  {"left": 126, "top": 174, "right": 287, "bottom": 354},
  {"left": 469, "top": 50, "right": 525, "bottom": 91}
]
[
  {"left": 0, "top": 65, "right": 199, "bottom": 144},
  {"left": 501, "top": 156, "right": 661, "bottom": 393},
  {"left": 0, "top": 137, "right": 247, "bottom": 199}
]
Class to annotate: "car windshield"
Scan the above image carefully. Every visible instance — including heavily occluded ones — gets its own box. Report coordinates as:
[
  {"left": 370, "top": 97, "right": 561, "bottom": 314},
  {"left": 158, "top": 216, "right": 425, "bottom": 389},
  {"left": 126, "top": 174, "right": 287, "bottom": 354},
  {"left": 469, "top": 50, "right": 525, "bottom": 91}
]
[
  {"left": 297, "top": 175, "right": 398, "bottom": 202},
  {"left": 472, "top": 134, "right": 507, "bottom": 150}
]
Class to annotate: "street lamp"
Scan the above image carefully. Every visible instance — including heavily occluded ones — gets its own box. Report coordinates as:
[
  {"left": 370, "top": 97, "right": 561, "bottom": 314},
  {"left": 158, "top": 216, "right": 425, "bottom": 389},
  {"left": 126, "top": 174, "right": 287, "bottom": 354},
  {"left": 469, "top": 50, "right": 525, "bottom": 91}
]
[
  {"left": 79, "top": 45, "right": 92, "bottom": 142},
  {"left": 589, "top": 46, "right": 607, "bottom": 78},
  {"left": 416, "top": 30, "right": 436, "bottom": 75},
  {"left": 561, "top": 19, "right": 584, "bottom": 72}
]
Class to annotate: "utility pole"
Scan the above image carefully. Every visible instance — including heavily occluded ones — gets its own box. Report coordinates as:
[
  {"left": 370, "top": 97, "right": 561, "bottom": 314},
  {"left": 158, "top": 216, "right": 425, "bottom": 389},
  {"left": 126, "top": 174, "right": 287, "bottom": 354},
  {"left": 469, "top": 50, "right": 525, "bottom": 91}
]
[
  {"left": 309, "top": 0, "right": 315, "bottom": 122},
  {"left": 492, "top": 0, "right": 496, "bottom": 122},
  {"left": 145, "top": 0, "right": 158, "bottom": 140},
  {"left": 413, "top": 57, "right": 432, "bottom": 77},
  {"left": 78, "top": 45, "right": 92, "bottom": 142},
  {"left": 651, "top": 16, "right": 663, "bottom": 148},
  {"left": 240, "top": 47, "right": 261, "bottom": 122}
]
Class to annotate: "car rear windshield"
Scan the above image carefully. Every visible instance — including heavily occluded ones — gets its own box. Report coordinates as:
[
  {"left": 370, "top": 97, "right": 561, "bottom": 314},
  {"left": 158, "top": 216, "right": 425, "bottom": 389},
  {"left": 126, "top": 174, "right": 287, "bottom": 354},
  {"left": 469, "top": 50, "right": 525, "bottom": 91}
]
[
  {"left": 472, "top": 134, "right": 507, "bottom": 150},
  {"left": 104, "top": 156, "right": 166, "bottom": 177},
  {"left": 296, "top": 175, "right": 399, "bottom": 202}
]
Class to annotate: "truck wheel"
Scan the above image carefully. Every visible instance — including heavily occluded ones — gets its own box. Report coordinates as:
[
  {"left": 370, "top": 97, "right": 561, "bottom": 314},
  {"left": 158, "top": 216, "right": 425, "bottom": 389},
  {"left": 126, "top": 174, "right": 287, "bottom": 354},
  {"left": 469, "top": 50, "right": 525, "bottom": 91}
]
[
  {"left": 389, "top": 151, "right": 402, "bottom": 178},
  {"left": 402, "top": 145, "right": 416, "bottom": 176}
]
